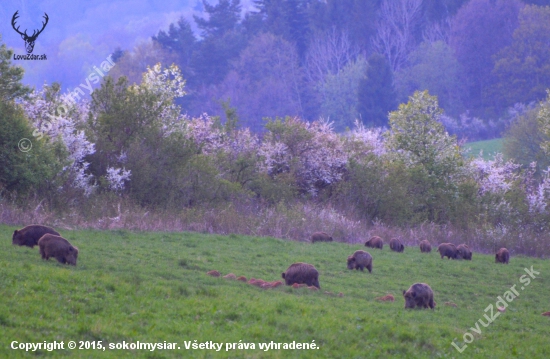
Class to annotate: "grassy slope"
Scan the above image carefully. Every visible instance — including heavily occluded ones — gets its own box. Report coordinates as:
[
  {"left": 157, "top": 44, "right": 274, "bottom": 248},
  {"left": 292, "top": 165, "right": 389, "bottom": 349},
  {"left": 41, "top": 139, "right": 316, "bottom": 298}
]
[
  {"left": 1, "top": 225, "right": 549, "bottom": 359},
  {"left": 463, "top": 138, "right": 504, "bottom": 160}
]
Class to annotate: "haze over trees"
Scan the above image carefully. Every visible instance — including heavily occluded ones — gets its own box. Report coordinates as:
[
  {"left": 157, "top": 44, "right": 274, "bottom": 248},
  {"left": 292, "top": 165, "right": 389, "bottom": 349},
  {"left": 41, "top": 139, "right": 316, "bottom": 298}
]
[{"left": 102, "top": 0, "right": 550, "bottom": 138}]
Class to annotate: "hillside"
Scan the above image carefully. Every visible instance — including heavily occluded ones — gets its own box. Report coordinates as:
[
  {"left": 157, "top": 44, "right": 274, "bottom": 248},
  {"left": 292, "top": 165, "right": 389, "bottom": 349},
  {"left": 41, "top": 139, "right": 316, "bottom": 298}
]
[
  {"left": 1, "top": 226, "right": 549, "bottom": 358},
  {"left": 463, "top": 138, "right": 504, "bottom": 160}
]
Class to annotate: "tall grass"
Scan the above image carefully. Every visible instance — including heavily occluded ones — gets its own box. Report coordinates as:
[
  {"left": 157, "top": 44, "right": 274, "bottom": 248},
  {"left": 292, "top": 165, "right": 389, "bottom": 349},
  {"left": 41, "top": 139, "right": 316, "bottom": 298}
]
[{"left": 2, "top": 198, "right": 549, "bottom": 257}]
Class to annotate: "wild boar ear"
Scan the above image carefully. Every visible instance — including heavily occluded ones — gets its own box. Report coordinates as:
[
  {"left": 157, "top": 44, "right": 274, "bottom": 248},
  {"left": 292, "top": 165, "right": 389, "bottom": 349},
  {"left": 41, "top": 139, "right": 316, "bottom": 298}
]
[
  {"left": 13, "top": 230, "right": 18, "bottom": 235},
  {"left": 402, "top": 290, "right": 406, "bottom": 296}
]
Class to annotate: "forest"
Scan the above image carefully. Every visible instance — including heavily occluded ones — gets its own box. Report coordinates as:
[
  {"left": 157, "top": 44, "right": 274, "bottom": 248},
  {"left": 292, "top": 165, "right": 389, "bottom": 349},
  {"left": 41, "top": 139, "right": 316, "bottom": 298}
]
[
  {"left": 110, "top": 0, "right": 550, "bottom": 138},
  {"left": 2, "top": 0, "right": 550, "bottom": 256}
]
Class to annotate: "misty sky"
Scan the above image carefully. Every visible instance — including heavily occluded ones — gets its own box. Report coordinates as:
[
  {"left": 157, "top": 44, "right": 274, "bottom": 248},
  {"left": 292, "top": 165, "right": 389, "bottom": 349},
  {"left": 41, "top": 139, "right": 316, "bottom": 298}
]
[{"left": 0, "top": 0, "right": 255, "bottom": 93}]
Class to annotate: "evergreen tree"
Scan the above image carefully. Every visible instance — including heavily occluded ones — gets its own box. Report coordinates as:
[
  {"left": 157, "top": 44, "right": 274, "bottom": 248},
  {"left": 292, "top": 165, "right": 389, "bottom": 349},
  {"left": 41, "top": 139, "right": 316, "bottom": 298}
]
[
  {"left": 110, "top": 47, "right": 126, "bottom": 63},
  {"left": 250, "top": 0, "right": 310, "bottom": 60},
  {"left": 153, "top": 17, "right": 196, "bottom": 62},
  {"left": 153, "top": 17, "right": 196, "bottom": 81},
  {"left": 357, "top": 53, "right": 397, "bottom": 127},
  {"left": 194, "top": 0, "right": 242, "bottom": 38},
  {"left": 282, "top": 0, "right": 310, "bottom": 60},
  {"left": 190, "top": 0, "right": 246, "bottom": 86}
]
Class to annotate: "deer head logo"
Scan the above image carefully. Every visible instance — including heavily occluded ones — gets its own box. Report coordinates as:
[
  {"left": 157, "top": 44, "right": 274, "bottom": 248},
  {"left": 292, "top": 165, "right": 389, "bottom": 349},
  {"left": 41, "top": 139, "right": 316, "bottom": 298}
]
[{"left": 11, "top": 11, "right": 49, "bottom": 54}]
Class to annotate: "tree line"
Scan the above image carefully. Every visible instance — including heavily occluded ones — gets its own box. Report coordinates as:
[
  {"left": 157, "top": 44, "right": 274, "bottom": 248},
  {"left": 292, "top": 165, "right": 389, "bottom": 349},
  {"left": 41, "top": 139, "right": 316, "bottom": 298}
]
[
  {"left": 3, "top": 44, "right": 550, "bottom": 248},
  {"left": 109, "top": 0, "right": 550, "bottom": 139}
]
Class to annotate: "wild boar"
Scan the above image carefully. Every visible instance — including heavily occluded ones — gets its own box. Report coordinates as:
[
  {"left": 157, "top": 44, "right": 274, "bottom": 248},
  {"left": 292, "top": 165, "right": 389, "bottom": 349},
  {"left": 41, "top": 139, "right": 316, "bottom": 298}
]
[
  {"left": 282, "top": 262, "right": 320, "bottom": 289},
  {"left": 402, "top": 283, "right": 435, "bottom": 309},
  {"left": 365, "top": 236, "right": 383, "bottom": 249},
  {"left": 346, "top": 250, "right": 373, "bottom": 273},
  {"left": 37, "top": 234, "right": 78, "bottom": 266},
  {"left": 12, "top": 225, "right": 60, "bottom": 248},
  {"left": 456, "top": 244, "right": 472, "bottom": 260},
  {"left": 419, "top": 240, "right": 432, "bottom": 253},
  {"left": 311, "top": 232, "right": 333, "bottom": 243},
  {"left": 390, "top": 238, "right": 404, "bottom": 252},
  {"left": 437, "top": 243, "right": 458, "bottom": 259},
  {"left": 495, "top": 248, "right": 510, "bottom": 264}
]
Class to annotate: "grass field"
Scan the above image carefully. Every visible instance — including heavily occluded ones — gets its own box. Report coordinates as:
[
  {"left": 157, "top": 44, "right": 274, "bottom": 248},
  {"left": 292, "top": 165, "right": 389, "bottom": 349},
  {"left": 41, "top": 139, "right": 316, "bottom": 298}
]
[
  {"left": 462, "top": 138, "right": 504, "bottom": 160},
  {"left": 1, "top": 225, "right": 549, "bottom": 358}
]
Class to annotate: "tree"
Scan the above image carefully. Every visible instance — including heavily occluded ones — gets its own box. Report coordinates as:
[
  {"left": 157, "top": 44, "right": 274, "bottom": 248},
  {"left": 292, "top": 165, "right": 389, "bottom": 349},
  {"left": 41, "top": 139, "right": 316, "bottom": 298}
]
[
  {"left": 194, "top": 0, "right": 242, "bottom": 38},
  {"left": 152, "top": 17, "right": 196, "bottom": 79},
  {"left": 0, "top": 102, "right": 61, "bottom": 197},
  {"left": 250, "top": 0, "right": 310, "bottom": 60},
  {"left": 394, "top": 41, "right": 464, "bottom": 116},
  {"left": 110, "top": 47, "right": 126, "bottom": 63},
  {"left": 282, "top": 0, "right": 310, "bottom": 59},
  {"left": 357, "top": 53, "right": 397, "bottom": 127},
  {"left": 385, "top": 91, "right": 464, "bottom": 221},
  {"left": 208, "top": 33, "right": 305, "bottom": 131},
  {"left": 490, "top": 5, "right": 550, "bottom": 112},
  {"left": 108, "top": 41, "right": 177, "bottom": 85},
  {"left": 421, "top": 0, "right": 469, "bottom": 24},
  {"left": 372, "top": 0, "right": 424, "bottom": 73},
  {"left": 504, "top": 106, "right": 549, "bottom": 173},
  {"left": 21, "top": 84, "right": 96, "bottom": 197},
  {"left": 0, "top": 39, "right": 59, "bottom": 198},
  {"left": 309, "top": 0, "right": 380, "bottom": 53},
  {"left": 259, "top": 116, "right": 346, "bottom": 196},
  {"left": 0, "top": 37, "right": 31, "bottom": 102},
  {"left": 190, "top": 1, "right": 246, "bottom": 87},
  {"left": 87, "top": 64, "right": 230, "bottom": 207},
  {"left": 305, "top": 27, "right": 359, "bottom": 85},
  {"left": 386, "top": 91, "right": 461, "bottom": 170},
  {"left": 87, "top": 64, "right": 186, "bottom": 182},
  {"left": 449, "top": 0, "right": 523, "bottom": 115},
  {"left": 536, "top": 91, "right": 550, "bottom": 156},
  {"left": 320, "top": 57, "right": 367, "bottom": 131}
]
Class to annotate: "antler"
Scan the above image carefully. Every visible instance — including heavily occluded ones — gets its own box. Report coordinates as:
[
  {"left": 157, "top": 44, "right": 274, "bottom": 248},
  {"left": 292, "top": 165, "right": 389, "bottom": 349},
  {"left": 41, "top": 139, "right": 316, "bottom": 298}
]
[
  {"left": 11, "top": 10, "right": 25, "bottom": 36},
  {"left": 28, "top": 13, "right": 49, "bottom": 39},
  {"left": 34, "top": 13, "right": 49, "bottom": 38},
  {"left": 11, "top": 11, "right": 48, "bottom": 39}
]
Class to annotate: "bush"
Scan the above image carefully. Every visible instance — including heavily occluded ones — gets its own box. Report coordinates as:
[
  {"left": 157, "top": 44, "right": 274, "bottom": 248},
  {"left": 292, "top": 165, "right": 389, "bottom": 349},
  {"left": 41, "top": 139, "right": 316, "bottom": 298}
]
[{"left": 0, "top": 102, "right": 63, "bottom": 200}]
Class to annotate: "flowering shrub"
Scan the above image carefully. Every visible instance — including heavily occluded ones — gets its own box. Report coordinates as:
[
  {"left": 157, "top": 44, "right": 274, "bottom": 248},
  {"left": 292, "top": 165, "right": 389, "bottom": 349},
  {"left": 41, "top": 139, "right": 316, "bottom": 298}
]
[
  {"left": 259, "top": 117, "right": 347, "bottom": 195},
  {"left": 135, "top": 63, "right": 187, "bottom": 135},
  {"left": 21, "top": 84, "right": 96, "bottom": 195},
  {"left": 469, "top": 154, "right": 520, "bottom": 196},
  {"left": 106, "top": 166, "right": 132, "bottom": 192},
  {"left": 523, "top": 163, "right": 550, "bottom": 215},
  {"left": 344, "top": 120, "right": 386, "bottom": 159}
]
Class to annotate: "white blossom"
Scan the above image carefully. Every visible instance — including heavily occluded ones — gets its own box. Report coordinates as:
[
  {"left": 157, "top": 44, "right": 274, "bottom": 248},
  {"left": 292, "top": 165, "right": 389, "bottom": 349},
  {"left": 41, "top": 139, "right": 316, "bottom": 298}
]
[
  {"left": 469, "top": 154, "right": 520, "bottom": 195},
  {"left": 21, "top": 86, "right": 96, "bottom": 195},
  {"left": 524, "top": 164, "right": 550, "bottom": 214},
  {"left": 345, "top": 119, "right": 387, "bottom": 157},
  {"left": 258, "top": 117, "right": 347, "bottom": 195},
  {"left": 106, "top": 167, "right": 131, "bottom": 192},
  {"left": 134, "top": 63, "right": 188, "bottom": 135}
]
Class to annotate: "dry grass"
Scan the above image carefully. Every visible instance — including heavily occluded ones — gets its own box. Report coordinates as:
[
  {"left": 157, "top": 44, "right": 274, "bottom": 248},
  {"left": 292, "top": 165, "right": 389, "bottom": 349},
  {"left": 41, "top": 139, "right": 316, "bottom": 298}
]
[{"left": 1, "top": 198, "right": 549, "bottom": 257}]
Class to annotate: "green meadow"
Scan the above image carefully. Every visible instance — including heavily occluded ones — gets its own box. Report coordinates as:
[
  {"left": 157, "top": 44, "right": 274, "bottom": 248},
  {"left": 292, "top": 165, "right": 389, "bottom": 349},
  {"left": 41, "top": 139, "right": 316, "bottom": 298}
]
[
  {"left": 1, "top": 225, "right": 548, "bottom": 358},
  {"left": 463, "top": 138, "right": 504, "bottom": 160}
]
